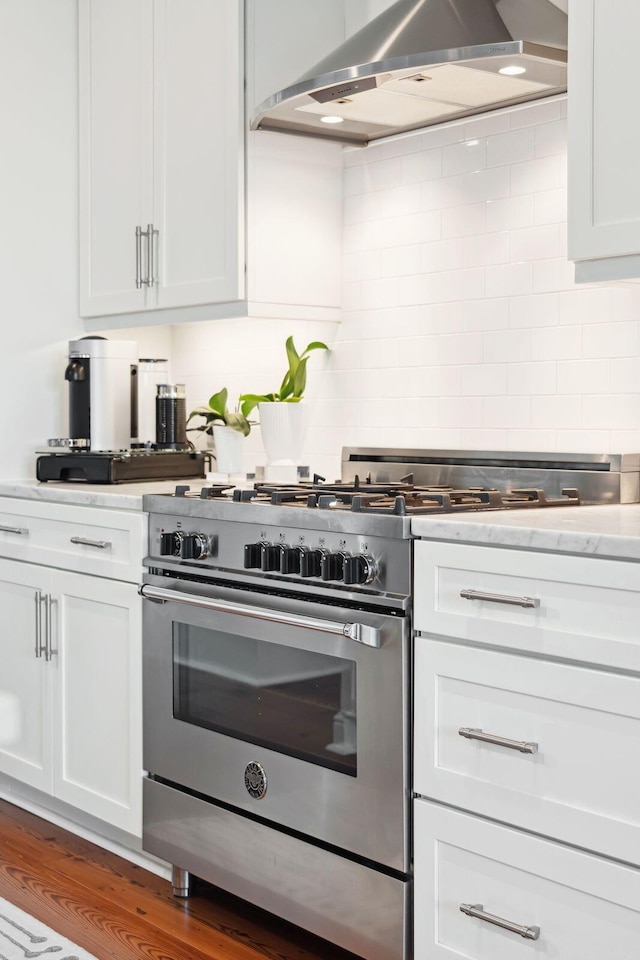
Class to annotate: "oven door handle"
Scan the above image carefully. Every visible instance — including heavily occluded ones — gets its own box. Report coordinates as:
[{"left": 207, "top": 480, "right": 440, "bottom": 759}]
[{"left": 138, "top": 583, "right": 381, "bottom": 648}]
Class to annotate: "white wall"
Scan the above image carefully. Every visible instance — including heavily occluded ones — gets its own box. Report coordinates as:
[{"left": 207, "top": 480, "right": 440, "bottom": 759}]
[{"left": 0, "top": 1, "right": 80, "bottom": 477}]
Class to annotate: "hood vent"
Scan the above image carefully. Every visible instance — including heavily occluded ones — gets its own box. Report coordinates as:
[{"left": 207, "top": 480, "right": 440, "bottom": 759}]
[{"left": 252, "top": 0, "right": 567, "bottom": 146}]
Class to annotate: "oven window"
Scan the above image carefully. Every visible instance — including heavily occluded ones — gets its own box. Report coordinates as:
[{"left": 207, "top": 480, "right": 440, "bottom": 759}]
[{"left": 173, "top": 624, "right": 357, "bottom": 776}]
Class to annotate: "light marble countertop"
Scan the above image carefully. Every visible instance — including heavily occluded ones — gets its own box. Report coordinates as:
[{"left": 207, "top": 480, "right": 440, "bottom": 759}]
[
  {"left": 411, "top": 503, "right": 640, "bottom": 561},
  {"left": 0, "top": 479, "right": 209, "bottom": 511}
]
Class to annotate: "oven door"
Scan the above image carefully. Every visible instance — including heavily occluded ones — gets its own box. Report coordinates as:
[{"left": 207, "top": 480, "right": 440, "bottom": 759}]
[{"left": 141, "top": 572, "right": 409, "bottom": 873}]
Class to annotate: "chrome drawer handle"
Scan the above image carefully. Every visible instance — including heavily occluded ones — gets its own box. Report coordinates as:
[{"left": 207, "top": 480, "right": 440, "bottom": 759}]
[
  {"left": 460, "top": 588, "right": 539, "bottom": 609},
  {"left": 460, "top": 903, "right": 540, "bottom": 940},
  {"left": 70, "top": 536, "right": 112, "bottom": 550},
  {"left": 459, "top": 727, "right": 538, "bottom": 754},
  {"left": 0, "top": 525, "right": 29, "bottom": 535}
]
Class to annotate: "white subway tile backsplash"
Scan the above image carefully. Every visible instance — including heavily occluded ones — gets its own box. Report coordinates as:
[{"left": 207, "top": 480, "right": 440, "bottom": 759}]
[
  {"left": 583, "top": 321, "right": 639, "bottom": 359},
  {"left": 486, "top": 194, "right": 534, "bottom": 232},
  {"left": 610, "top": 358, "right": 640, "bottom": 393},
  {"left": 442, "top": 202, "right": 487, "bottom": 238},
  {"left": 530, "top": 395, "right": 582, "bottom": 430},
  {"left": 509, "top": 292, "right": 559, "bottom": 328},
  {"left": 534, "top": 188, "right": 567, "bottom": 225},
  {"left": 483, "top": 328, "right": 531, "bottom": 363},
  {"left": 486, "top": 261, "right": 533, "bottom": 298},
  {"left": 510, "top": 224, "right": 561, "bottom": 262},
  {"left": 486, "top": 128, "right": 535, "bottom": 168},
  {"left": 442, "top": 139, "right": 487, "bottom": 176},
  {"left": 483, "top": 395, "right": 531, "bottom": 428},
  {"left": 460, "top": 363, "right": 507, "bottom": 396},
  {"left": 464, "top": 231, "right": 510, "bottom": 268},
  {"left": 583, "top": 394, "right": 640, "bottom": 430},
  {"left": 463, "top": 298, "right": 509, "bottom": 331},
  {"left": 507, "top": 361, "right": 556, "bottom": 396},
  {"left": 401, "top": 210, "right": 442, "bottom": 244},
  {"left": 403, "top": 148, "right": 443, "bottom": 184},
  {"left": 420, "top": 238, "right": 465, "bottom": 273},
  {"left": 532, "top": 257, "right": 575, "bottom": 293},
  {"left": 172, "top": 96, "right": 640, "bottom": 464},
  {"left": 556, "top": 359, "right": 611, "bottom": 395},
  {"left": 535, "top": 118, "right": 568, "bottom": 158},
  {"left": 510, "top": 155, "right": 562, "bottom": 195},
  {"left": 463, "top": 167, "right": 510, "bottom": 204},
  {"left": 530, "top": 325, "right": 582, "bottom": 361},
  {"left": 509, "top": 98, "right": 564, "bottom": 129}
]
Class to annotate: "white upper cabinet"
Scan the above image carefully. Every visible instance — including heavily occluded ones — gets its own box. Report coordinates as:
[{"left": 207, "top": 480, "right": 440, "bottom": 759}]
[
  {"left": 80, "top": 0, "right": 343, "bottom": 327},
  {"left": 568, "top": 0, "right": 640, "bottom": 282},
  {"left": 79, "top": 0, "right": 243, "bottom": 319}
]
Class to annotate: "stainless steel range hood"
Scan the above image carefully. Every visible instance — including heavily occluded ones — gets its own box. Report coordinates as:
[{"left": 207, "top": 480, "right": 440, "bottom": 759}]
[{"left": 252, "top": 0, "right": 568, "bottom": 146}]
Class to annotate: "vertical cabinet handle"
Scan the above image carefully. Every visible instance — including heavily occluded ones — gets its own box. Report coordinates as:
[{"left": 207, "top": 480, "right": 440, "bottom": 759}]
[
  {"left": 35, "top": 591, "right": 48, "bottom": 660},
  {"left": 135, "top": 226, "right": 143, "bottom": 288},
  {"left": 135, "top": 224, "right": 158, "bottom": 288},
  {"left": 460, "top": 903, "right": 540, "bottom": 940},
  {"left": 34, "top": 592, "right": 55, "bottom": 662}
]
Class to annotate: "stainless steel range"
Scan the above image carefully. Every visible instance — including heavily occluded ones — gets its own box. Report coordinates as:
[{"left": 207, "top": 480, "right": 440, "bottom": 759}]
[{"left": 139, "top": 449, "right": 638, "bottom": 960}]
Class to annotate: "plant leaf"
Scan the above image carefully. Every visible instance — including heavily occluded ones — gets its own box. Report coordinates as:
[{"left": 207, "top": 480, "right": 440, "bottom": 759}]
[
  {"left": 300, "top": 340, "right": 329, "bottom": 358},
  {"left": 207, "top": 387, "right": 228, "bottom": 419},
  {"left": 239, "top": 393, "right": 269, "bottom": 416},
  {"left": 293, "top": 355, "right": 308, "bottom": 397},
  {"left": 226, "top": 412, "right": 251, "bottom": 437}
]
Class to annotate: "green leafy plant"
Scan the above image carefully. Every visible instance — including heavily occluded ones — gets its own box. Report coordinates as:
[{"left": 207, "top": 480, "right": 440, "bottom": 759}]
[
  {"left": 187, "top": 387, "right": 252, "bottom": 437},
  {"left": 239, "top": 336, "right": 329, "bottom": 416}
]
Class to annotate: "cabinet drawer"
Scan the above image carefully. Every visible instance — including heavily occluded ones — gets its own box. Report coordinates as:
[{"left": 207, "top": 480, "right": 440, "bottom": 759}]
[
  {"left": 414, "top": 540, "right": 640, "bottom": 671},
  {"left": 415, "top": 639, "right": 640, "bottom": 866},
  {"left": 414, "top": 799, "right": 640, "bottom": 960},
  {"left": 0, "top": 499, "right": 145, "bottom": 582}
]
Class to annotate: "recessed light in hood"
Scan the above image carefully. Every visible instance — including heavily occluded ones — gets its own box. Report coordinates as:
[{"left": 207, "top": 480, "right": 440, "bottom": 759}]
[{"left": 251, "top": 0, "right": 567, "bottom": 146}]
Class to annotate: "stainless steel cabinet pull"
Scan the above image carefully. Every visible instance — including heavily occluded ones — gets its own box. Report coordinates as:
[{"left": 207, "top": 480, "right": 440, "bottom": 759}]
[
  {"left": 70, "top": 537, "right": 112, "bottom": 550},
  {"left": 460, "top": 588, "right": 539, "bottom": 609},
  {"left": 43, "top": 594, "right": 56, "bottom": 662},
  {"left": 146, "top": 222, "right": 156, "bottom": 287},
  {"left": 0, "top": 525, "right": 28, "bottom": 535},
  {"left": 135, "top": 225, "right": 143, "bottom": 288},
  {"left": 459, "top": 727, "right": 538, "bottom": 754},
  {"left": 34, "top": 591, "right": 46, "bottom": 659},
  {"left": 460, "top": 903, "right": 540, "bottom": 940},
  {"left": 135, "top": 224, "right": 158, "bottom": 288},
  {"left": 139, "top": 583, "right": 381, "bottom": 648}
]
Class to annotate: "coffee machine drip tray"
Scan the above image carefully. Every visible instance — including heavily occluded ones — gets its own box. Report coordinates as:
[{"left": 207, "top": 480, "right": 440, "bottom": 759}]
[{"left": 36, "top": 449, "right": 207, "bottom": 484}]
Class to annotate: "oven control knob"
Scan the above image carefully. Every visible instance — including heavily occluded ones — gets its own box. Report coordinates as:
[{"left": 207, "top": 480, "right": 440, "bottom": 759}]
[
  {"left": 243, "top": 542, "right": 264, "bottom": 569},
  {"left": 160, "top": 531, "right": 183, "bottom": 557},
  {"left": 343, "top": 554, "right": 376, "bottom": 585},
  {"left": 321, "top": 551, "right": 347, "bottom": 582},
  {"left": 261, "top": 543, "right": 281, "bottom": 572},
  {"left": 299, "top": 548, "right": 322, "bottom": 578},
  {"left": 280, "top": 545, "right": 301, "bottom": 575},
  {"left": 181, "top": 533, "right": 210, "bottom": 561}
]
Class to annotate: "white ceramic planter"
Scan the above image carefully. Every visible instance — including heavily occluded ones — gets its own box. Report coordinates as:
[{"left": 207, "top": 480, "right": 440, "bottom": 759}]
[
  {"left": 258, "top": 402, "right": 308, "bottom": 465},
  {"left": 211, "top": 424, "right": 244, "bottom": 474}
]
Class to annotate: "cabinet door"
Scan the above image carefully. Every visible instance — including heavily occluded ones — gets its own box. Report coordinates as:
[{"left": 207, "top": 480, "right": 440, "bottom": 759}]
[
  {"left": 0, "top": 559, "right": 52, "bottom": 793},
  {"left": 568, "top": 0, "right": 640, "bottom": 281},
  {"left": 154, "top": 0, "right": 244, "bottom": 309},
  {"left": 79, "top": 0, "right": 155, "bottom": 316},
  {"left": 51, "top": 571, "right": 142, "bottom": 836}
]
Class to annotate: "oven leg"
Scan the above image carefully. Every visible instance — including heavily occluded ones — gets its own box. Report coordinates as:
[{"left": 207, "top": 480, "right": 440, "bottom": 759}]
[{"left": 171, "top": 865, "right": 191, "bottom": 898}]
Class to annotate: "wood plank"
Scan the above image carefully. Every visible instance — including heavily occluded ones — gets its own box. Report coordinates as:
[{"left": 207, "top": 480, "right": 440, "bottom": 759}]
[{"left": 0, "top": 800, "right": 358, "bottom": 960}]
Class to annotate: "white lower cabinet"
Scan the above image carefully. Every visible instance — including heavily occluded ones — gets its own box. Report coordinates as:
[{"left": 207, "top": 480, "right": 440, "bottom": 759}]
[
  {"left": 0, "top": 557, "right": 142, "bottom": 836},
  {"left": 413, "top": 536, "right": 640, "bottom": 959},
  {"left": 414, "top": 799, "right": 640, "bottom": 959}
]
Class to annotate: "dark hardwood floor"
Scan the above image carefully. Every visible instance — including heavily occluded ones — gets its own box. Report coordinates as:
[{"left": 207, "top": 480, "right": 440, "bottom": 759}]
[{"left": 0, "top": 799, "right": 359, "bottom": 960}]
